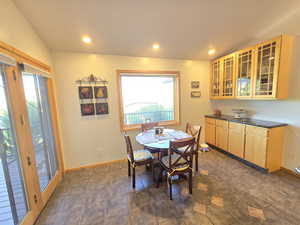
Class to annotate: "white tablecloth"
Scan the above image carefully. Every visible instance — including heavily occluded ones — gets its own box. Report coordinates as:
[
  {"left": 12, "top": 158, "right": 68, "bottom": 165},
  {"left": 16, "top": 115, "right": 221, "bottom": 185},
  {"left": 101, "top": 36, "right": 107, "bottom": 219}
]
[{"left": 136, "top": 129, "right": 192, "bottom": 145}]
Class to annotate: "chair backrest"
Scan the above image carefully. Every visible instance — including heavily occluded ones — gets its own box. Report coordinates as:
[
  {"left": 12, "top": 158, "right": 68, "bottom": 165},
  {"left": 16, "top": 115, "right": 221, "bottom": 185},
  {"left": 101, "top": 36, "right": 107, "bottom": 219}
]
[
  {"left": 141, "top": 122, "right": 159, "bottom": 132},
  {"left": 186, "top": 123, "right": 202, "bottom": 151},
  {"left": 123, "top": 133, "right": 134, "bottom": 162},
  {"left": 168, "top": 137, "right": 195, "bottom": 169}
]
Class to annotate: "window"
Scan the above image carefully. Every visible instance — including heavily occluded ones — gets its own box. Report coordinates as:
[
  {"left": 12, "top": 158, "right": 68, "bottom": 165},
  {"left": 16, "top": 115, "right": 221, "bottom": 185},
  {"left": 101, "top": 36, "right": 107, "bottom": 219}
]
[{"left": 117, "top": 70, "right": 180, "bottom": 130}]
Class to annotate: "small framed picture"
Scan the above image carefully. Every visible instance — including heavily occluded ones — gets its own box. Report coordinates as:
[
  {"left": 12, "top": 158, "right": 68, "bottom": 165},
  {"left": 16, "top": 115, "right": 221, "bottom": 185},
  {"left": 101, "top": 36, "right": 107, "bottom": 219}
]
[
  {"left": 95, "top": 103, "right": 109, "bottom": 115},
  {"left": 79, "top": 86, "right": 93, "bottom": 99},
  {"left": 80, "top": 103, "right": 95, "bottom": 116},
  {"left": 191, "top": 81, "right": 200, "bottom": 89},
  {"left": 94, "top": 86, "right": 108, "bottom": 99},
  {"left": 191, "top": 91, "right": 201, "bottom": 98}
]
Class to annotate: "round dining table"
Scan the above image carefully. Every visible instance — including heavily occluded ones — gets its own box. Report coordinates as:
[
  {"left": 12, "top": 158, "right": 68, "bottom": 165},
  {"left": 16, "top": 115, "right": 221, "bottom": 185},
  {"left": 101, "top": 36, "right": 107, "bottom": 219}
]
[
  {"left": 136, "top": 128, "right": 193, "bottom": 182},
  {"left": 135, "top": 128, "right": 192, "bottom": 154}
]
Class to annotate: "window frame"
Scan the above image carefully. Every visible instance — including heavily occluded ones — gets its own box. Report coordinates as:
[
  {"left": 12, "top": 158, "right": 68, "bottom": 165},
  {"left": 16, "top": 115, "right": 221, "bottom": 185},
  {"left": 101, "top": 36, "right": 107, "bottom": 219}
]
[{"left": 116, "top": 70, "right": 181, "bottom": 131}]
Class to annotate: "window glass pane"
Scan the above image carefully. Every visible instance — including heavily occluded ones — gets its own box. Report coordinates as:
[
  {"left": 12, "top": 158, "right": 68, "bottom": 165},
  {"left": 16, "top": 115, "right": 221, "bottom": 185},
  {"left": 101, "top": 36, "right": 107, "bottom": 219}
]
[
  {"left": 0, "top": 65, "right": 28, "bottom": 225},
  {"left": 22, "top": 73, "right": 57, "bottom": 191},
  {"left": 121, "top": 75, "right": 175, "bottom": 125}
]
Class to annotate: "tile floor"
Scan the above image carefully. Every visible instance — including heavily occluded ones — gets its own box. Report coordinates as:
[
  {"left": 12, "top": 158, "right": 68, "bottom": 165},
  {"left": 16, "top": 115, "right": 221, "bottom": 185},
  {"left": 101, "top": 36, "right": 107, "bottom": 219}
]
[{"left": 35, "top": 150, "right": 300, "bottom": 225}]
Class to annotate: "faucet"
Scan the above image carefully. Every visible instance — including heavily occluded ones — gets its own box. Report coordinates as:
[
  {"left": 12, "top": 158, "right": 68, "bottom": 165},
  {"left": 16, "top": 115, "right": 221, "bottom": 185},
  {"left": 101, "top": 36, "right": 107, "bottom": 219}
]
[{"left": 295, "top": 167, "right": 300, "bottom": 174}]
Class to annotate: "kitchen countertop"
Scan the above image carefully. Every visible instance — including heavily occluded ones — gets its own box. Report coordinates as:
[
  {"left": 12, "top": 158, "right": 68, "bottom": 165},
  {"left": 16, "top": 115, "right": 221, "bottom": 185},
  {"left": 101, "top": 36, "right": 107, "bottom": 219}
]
[{"left": 205, "top": 114, "right": 288, "bottom": 128}]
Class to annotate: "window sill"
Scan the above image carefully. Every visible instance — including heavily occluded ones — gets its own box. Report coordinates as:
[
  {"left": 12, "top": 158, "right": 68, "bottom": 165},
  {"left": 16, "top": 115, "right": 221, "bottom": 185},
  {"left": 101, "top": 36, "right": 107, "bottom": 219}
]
[{"left": 121, "top": 120, "right": 180, "bottom": 131}]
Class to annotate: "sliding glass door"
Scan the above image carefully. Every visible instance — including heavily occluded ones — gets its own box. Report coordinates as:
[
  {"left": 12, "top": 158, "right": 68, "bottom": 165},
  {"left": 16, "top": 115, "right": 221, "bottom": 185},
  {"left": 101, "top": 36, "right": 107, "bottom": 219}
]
[
  {"left": 0, "top": 65, "right": 28, "bottom": 225},
  {"left": 0, "top": 42, "right": 62, "bottom": 225},
  {"left": 0, "top": 63, "right": 62, "bottom": 225},
  {"left": 22, "top": 73, "right": 58, "bottom": 192}
]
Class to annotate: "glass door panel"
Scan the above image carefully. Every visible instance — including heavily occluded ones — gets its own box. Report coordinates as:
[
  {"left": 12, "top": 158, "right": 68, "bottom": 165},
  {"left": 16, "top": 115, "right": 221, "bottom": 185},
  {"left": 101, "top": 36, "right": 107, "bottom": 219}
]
[
  {"left": 222, "top": 55, "right": 235, "bottom": 97},
  {"left": 237, "top": 49, "right": 253, "bottom": 97},
  {"left": 22, "top": 73, "right": 58, "bottom": 192},
  {"left": 255, "top": 41, "right": 279, "bottom": 96},
  {"left": 211, "top": 60, "right": 221, "bottom": 97},
  {"left": 0, "top": 65, "right": 28, "bottom": 225}
]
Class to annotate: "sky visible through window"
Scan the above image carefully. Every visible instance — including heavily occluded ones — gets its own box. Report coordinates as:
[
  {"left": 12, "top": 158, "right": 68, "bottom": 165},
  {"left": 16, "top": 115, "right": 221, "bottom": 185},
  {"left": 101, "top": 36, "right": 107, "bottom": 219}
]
[{"left": 121, "top": 75, "right": 175, "bottom": 124}]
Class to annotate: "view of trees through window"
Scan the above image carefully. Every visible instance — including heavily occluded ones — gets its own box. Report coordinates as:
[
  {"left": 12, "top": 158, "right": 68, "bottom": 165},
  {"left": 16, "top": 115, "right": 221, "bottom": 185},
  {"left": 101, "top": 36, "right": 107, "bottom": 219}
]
[
  {"left": 121, "top": 75, "right": 175, "bottom": 125},
  {"left": 0, "top": 66, "right": 28, "bottom": 225}
]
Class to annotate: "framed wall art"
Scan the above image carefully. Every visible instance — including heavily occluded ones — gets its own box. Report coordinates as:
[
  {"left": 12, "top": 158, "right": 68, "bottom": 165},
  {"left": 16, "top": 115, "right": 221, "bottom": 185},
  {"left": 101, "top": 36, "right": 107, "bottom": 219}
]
[
  {"left": 191, "top": 91, "right": 201, "bottom": 98},
  {"left": 94, "top": 86, "right": 108, "bottom": 98},
  {"left": 76, "top": 74, "right": 109, "bottom": 117},
  {"left": 95, "top": 103, "right": 109, "bottom": 115},
  {"left": 191, "top": 81, "right": 200, "bottom": 89},
  {"left": 80, "top": 103, "right": 95, "bottom": 116},
  {"left": 78, "top": 86, "right": 93, "bottom": 99}
]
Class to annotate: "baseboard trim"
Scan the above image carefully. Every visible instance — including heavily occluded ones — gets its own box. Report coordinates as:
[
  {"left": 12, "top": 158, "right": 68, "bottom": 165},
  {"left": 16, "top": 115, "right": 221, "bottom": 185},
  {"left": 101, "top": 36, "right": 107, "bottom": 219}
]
[
  {"left": 280, "top": 167, "right": 300, "bottom": 179},
  {"left": 65, "top": 158, "right": 126, "bottom": 173},
  {"left": 208, "top": 144, "right": 268, "bottom": 173}
]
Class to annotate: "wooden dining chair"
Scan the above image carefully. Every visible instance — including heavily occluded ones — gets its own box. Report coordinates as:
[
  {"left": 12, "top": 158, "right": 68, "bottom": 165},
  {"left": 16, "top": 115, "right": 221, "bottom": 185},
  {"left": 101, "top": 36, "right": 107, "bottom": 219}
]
[
  {"left": 141, "top": 122, "right": 159, "bottom": 132},
  {"left": 141, "top": 122, "right": 160, "bottom": 155},
  {"left": 186, "top": 123, "right": 202, "bottom": 172},
  {"left": 123, "top": 133, "right": 154, "bottom": 188},
  {"left": 158, "top": 137, "right": 195, "bottom": 200}
]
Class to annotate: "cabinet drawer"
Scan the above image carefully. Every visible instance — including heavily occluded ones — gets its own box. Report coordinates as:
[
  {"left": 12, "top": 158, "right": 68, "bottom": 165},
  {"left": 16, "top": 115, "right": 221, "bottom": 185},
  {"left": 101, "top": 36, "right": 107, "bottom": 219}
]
[
  {"left": 246, "top": 125, "right": 268, "bottom": 137},
  {"left": 205, "top": 118, "right": 216, "bottom": 125},
  {"left": 229, "top": 122, "right": 245, "bottom": 132},
  {"left": 216, "top": 119, "right": 228, "bottom": 128}
]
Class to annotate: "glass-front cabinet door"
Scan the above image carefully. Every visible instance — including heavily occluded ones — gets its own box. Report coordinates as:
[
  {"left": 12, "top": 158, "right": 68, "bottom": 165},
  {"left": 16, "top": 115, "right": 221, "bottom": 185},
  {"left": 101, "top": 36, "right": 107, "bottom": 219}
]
[
  {"left": 221, "top": 53, "right": 236, "bottom": 98},
  {"left": 211, "top": 60, "right": 221, "bottom": 98},
  {"left": 253, "top": 38, "right": 281, "bottom": 98},
  {"left": 236, "top": 48, "right": 254, "bottom": 98}
]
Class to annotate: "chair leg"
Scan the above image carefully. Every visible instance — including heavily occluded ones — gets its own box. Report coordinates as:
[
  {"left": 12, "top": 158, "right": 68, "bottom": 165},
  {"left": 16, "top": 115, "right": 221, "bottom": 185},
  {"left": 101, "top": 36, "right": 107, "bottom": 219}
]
[
  {"left": 151, "top": 161, "right": 155, "bottom": 182},
  {"left": 127, "top": 160, "right": 131, "bottom": 177},
  {"left": 195, "top": 151, "right": 199, "bottom": 172},
  {"left": 156, "top": 167, "right": 163, "bottom": 188},
  {"left": 168, "top": 176, "right": 172, "bottom": 200},
  {"left": 189, "top": 170, "right": 193, "bottom": 195},
  {"left": 132, "top": 166, "right": 136, "bottom": 189}
]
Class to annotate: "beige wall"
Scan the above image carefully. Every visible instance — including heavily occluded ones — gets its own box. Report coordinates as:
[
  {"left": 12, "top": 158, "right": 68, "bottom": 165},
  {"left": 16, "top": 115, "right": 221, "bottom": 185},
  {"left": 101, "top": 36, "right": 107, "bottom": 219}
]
[
  {"left": 0, "top": 0, "right": 52, "bottom": 65},
  {"left": 52, "top": 52, "right": 211, "bottom": 169}
]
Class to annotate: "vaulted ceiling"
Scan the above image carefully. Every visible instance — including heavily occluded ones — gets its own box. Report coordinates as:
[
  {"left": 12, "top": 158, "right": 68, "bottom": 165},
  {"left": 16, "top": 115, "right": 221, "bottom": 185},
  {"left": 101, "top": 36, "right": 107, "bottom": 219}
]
[{"left": 13, "top": 0, "right": 300, "bottom": 60}]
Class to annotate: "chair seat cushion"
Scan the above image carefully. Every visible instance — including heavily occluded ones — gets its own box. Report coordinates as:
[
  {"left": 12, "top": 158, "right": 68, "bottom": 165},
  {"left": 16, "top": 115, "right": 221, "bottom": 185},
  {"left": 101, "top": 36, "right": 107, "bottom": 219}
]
[
  {"left": 161, "top": 154, "right": 190, "bottom": 171},
  {"left": 128, "top": 150, "right": 153, "bottom": 162}
]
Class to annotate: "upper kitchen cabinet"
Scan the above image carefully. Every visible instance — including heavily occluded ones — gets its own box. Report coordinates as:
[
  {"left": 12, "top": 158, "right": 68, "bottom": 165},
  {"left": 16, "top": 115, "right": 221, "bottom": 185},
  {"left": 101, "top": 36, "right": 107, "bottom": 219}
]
[
  {"left": 236, "top": 48, "right": 254, "bottom": 98},
  {"left": 253, "top": 35, "right": 293, "bottom": 99},
  {"left": 210, "top": 59, "right": 221, "bottom": 98},
  {"left": 210, "top": 54, "right": 236, "bottom": 99},
  {"left": 210, "top": 35, "right": 294, "bottom": 100},
  {"left": 221, "top": 53, "right": 236, "bottom": 98}
]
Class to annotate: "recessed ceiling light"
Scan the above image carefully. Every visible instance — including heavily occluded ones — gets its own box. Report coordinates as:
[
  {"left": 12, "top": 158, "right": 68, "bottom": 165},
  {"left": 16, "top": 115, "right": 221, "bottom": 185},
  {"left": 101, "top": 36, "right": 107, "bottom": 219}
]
[
  {"left": 152, "top": 43, "right": 160, "bottom": 50},
  {"left": 208, "top": 49, "right": 216, "bottom": 55},
  {"left": 82, "top": 36, "right": 92, "bottom": 44}
]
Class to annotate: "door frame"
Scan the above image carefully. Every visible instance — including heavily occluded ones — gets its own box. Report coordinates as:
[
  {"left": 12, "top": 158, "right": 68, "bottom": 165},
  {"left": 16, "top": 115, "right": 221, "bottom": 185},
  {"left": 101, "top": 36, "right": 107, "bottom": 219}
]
[{"left": 1, "top": 40, "right": 64, "bottom": 225}]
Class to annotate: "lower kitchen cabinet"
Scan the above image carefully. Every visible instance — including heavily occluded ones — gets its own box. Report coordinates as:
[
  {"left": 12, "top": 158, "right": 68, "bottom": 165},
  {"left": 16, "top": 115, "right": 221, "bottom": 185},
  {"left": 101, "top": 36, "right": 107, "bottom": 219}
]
[
  {"left": 244, "top": 125, "right": 285, "bottom": 172},
  {"left": 205, "top": 118, "right": 216, "bottom": 145},
  {"left": 204, "top": 116, "right": 286, "bottom": 172},
  {"left": 216, "top": 120, "right": 229, "bottom": 151},
  {"left": 244, "top": 125, "right": 268, "bottom": 168},
  {"left": 228, "top": 122, "right": 245, "bottom": 158}
]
